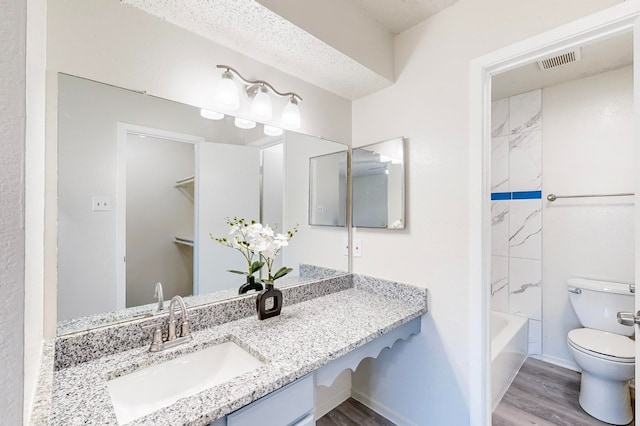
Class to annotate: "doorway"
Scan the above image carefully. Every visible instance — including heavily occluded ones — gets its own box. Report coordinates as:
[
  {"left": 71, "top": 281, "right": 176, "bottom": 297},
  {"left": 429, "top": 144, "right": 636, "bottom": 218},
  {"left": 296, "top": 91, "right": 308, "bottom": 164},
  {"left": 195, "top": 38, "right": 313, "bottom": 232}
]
[
  {"left": 116, "top": 124, "right": 203, "bottom": 310},
  {"left": 469, "top": 3, "right": 640, "bottom": 425}
]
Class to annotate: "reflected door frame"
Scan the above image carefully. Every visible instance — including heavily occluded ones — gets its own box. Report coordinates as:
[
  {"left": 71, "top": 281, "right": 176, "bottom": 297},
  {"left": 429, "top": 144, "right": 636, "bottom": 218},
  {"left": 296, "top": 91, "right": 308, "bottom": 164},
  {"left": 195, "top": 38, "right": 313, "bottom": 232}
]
[
  {"left": 469, "top": 3, "right": 640, "bottom": 425},
  {"left": 115, "top": 123, "right": 204, "bottom": 309}
]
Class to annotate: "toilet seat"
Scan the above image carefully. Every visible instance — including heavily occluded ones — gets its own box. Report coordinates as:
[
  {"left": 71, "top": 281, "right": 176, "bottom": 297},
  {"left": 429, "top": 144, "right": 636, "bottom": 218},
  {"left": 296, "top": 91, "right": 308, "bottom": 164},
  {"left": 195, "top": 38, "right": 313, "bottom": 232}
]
[{"left": 568, "top": 328, "right": 635, "bottom": 363}]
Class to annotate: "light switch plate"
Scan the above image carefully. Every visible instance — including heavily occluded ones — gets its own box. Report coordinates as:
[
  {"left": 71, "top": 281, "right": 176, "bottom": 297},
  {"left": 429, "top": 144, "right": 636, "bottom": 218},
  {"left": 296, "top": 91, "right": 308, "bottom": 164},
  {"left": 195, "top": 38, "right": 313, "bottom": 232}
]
[{"left": 343, "top": 238, "right": 349, "bottom": 256}]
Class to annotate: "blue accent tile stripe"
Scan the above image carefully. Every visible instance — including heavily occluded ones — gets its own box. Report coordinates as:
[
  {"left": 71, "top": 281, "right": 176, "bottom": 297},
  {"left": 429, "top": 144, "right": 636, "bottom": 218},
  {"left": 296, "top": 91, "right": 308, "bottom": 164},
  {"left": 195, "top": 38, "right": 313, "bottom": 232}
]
[
  {"left": 491, "top": 191, "right": 542, "bottom": 200},
  {"left": 512, "top": 190, "right": 542, "bottom": 200},
  {"left": 491, "top": 192, "right": 511, "bottom": 201}
]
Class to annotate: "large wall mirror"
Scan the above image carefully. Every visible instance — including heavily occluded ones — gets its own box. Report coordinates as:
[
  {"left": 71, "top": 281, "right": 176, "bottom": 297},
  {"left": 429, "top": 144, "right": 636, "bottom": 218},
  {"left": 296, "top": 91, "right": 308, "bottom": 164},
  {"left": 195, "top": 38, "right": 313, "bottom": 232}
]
[
  {"left": 352, "top": 137, "right": 405, "bottom": 229},
  {"left": 56, "top": 74, "right": 349, "bottom": 335},
  {"left": 308, "top": 151, "right": 348, "bottom": 227}
]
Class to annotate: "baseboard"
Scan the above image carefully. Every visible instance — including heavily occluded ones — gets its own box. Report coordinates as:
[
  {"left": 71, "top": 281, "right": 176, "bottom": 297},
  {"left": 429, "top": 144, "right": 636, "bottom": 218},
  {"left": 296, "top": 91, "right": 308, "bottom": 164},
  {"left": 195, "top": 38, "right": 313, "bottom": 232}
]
[
  {"left": 351, "top": 390, "right": 417, "bottom": 426},
  {"left": 315, "top": 387, "right": 351, "bottom": 420},
  {"left": 538, "top": 354, "right": 580, "bottom": 372}
]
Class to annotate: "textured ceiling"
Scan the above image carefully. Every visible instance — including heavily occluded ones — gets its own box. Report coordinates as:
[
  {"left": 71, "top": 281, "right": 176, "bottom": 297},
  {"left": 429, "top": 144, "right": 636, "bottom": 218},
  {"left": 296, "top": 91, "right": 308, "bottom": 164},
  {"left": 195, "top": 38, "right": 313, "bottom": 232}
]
[
  {"left": 122, "top": 0, "right": 393, "bottom": 100},
  {"left": 350, "top": 0, "right": 460, "bottom": 34}
]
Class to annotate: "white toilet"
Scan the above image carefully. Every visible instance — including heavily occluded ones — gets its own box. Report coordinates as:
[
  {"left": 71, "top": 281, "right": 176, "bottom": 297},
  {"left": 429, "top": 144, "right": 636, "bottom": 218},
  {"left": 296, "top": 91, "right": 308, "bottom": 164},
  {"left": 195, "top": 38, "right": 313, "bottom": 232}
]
[{"left": 567, "top": 277, "right": 635, "bottom": 425}]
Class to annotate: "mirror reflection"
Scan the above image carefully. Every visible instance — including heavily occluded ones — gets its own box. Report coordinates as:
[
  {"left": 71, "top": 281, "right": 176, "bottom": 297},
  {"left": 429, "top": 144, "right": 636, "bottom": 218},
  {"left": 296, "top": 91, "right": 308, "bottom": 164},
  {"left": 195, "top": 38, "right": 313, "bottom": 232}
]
[
  {"left": 308, "top": 151, "right": 348, "bottom": 227},
  {"left": 57, "top": 74, "right": 349, "bottom": 334},
  {"left": 352, "top": 137, "right": 405, "bottom": 229}
]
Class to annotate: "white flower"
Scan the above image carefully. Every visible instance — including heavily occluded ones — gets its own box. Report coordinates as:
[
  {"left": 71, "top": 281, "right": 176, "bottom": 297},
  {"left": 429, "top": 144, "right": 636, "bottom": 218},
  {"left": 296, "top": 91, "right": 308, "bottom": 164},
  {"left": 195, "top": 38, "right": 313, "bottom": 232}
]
[
  {"left": 261, "top": 225, "right": 274, "bottom": 238},
  {"left": 215, "top": 218, "right": 298, "bottom": 282}
]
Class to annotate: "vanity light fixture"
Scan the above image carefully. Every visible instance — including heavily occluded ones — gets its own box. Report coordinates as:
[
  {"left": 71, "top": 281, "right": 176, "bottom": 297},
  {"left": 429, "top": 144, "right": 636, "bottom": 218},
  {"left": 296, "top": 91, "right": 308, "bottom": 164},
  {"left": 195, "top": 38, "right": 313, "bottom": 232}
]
[
  {"left": 215, "top": 65, "right": 302, "bottom": 128},
  {"left": 234, "top": 117, "right": 257, "bottom": 129},
  {"left": 281, "top": 97, "right": 301, "bottom": 130},
  {"left": 214, "top": 69, "right": 240, "bottom": 111},
  {"left": 251, "top": 85, "right": 273, "bottom": 121},
  {"left": 200, "top": 109, "right": 224, "bottom": 120},
  {"left": 264, "top": 125, "right": 283, "bottom": 137}
]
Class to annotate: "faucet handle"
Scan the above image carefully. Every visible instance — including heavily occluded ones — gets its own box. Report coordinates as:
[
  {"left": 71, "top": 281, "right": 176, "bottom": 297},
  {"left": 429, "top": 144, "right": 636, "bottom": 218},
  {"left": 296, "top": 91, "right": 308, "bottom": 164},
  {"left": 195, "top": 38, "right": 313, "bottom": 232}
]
[
  {"left": 181, "top": 319, "right": 191, "bottom": 337},
  {"left": 141, "top": 321, "right": 165, "bottom": 352}
]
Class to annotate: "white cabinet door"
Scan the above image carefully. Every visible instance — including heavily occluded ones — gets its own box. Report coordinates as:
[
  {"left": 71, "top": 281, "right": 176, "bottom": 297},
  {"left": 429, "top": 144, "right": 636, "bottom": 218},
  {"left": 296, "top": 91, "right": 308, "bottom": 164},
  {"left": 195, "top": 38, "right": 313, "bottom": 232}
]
[
  {"left": 227, "top": 374, "right": 314, "bottom": 426},
  {"left": 292, "top": 413, "right": 314, "bottom": 426}
]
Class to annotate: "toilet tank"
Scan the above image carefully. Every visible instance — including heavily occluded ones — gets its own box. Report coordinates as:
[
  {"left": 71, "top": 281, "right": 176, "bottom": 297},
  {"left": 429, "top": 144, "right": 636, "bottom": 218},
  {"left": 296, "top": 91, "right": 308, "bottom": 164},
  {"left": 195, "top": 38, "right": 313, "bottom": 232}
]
[{"left": 567, "top": 278, "right": 635, "bottom": 336}]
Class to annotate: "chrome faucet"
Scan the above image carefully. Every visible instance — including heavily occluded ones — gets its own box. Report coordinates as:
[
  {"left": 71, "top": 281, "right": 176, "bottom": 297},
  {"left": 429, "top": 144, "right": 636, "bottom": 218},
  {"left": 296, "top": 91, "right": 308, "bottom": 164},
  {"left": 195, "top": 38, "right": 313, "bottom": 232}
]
[
  {"left": 168, "top": 295, "right": 190, "bottom": 341},
  {"left": 142, "top": 295, "right": 193, "bottom": 352},
  {"left": 154, "top": 282, "right": 164, "bottom": 312}
]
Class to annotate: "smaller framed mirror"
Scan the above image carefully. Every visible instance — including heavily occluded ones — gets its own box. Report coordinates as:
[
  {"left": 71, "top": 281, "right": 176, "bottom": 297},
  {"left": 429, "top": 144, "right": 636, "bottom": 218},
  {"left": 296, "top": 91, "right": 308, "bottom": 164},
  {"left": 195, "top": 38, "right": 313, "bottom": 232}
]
[
  {"left": 352, "top": 137, "right": 405, "bottom": 229},
  {"left": 308, "top": 151, "right": 348, "bottom": 227}
]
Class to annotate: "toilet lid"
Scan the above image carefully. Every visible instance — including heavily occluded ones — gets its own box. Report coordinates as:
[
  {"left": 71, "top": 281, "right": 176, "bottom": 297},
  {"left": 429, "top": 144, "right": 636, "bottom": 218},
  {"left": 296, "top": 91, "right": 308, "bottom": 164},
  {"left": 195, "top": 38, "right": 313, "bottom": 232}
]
[{"left": 568, "top": 328, "right": 635, "bottom": 362}]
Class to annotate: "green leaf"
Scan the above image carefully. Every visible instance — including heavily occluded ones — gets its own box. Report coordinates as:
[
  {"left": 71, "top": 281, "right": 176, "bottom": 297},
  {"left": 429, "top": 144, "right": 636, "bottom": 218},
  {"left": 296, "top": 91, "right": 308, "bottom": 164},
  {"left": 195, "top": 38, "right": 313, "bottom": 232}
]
[
  {"left": 227, "top": 269, "right": 248, "bottom": 275},
  {"left": 249, "top": 261, "right": 265, "bottom": 274},
  {"left": 273, "top": 267, "right": 293, "bottom": 280}
]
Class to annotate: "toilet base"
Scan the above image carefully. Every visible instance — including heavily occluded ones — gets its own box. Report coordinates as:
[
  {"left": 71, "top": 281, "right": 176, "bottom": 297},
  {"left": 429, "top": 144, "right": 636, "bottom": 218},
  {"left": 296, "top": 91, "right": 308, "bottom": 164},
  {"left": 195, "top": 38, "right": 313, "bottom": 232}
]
[{"left": 579, "top": 371, "right": 632, "bottom": 425}]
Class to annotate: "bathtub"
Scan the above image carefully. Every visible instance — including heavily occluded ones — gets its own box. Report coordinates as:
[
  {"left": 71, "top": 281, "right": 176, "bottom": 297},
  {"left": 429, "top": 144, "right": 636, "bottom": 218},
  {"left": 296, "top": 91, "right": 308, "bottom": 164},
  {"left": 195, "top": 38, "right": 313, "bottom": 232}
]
[{"left": 491, "top": 311, "right": 529, "bottom": 410}]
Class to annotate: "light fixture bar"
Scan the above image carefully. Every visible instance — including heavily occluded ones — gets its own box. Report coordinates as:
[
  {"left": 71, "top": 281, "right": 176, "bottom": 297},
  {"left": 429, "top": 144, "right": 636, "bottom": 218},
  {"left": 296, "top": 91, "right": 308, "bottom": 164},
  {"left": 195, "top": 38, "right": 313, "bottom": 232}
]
[{"left": 217, "top": 65, "right": 302, "bottom": 102}]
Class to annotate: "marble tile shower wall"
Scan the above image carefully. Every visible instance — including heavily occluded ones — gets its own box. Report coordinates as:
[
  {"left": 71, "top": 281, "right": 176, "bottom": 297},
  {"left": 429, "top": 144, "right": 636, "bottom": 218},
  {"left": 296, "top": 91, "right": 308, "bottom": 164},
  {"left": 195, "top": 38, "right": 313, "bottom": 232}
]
[{"left": 491, "top": 89, "right": 542, "bottom": 355}]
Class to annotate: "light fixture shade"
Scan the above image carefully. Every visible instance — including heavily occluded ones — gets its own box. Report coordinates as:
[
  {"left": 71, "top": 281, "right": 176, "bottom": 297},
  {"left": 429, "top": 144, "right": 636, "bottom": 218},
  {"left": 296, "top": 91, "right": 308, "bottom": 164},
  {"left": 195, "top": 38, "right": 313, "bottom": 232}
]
[
  {"left": 251, "top": 86, "right": 273, "bottom": 121},
  {"left": 264, "top": 125, "right": 283, "bottom": 136},
  {"left": 234, "top": 117, "right": 256, "bottom": 129},
  {"left": 215, "top": 71, "right": 240, "bottom": 111},
  {"left": 200, "top": 109, "right": 224, "bottom": 120},
  {"left": 281, "top": 97, "right": 301, "bottom": 129}
]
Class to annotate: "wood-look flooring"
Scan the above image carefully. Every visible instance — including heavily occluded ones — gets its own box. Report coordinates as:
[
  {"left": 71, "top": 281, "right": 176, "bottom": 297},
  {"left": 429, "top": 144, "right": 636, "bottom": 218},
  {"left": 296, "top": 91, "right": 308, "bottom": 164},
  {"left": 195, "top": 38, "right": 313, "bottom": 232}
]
[
  {"left": 493, "top": 357, "right": 635, "bottom": 426},
  {"left": 317, "top": 398, "right": 396, "bottom": 426}
]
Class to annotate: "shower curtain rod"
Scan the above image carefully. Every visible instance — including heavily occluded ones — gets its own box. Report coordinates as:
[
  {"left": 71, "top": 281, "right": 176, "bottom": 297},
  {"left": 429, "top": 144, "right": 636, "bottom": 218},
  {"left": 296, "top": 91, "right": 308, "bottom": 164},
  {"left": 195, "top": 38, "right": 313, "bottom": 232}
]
[{"left": 546, "top": 192, "right": 634, "bottom": 202}]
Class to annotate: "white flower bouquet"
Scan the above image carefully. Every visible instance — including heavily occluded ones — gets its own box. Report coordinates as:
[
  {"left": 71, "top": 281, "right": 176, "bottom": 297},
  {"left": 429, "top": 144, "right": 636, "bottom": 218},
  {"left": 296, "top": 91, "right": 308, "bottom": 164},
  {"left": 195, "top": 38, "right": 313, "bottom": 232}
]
[{"left": 212, "top": 217, "right": 298, "bottom": 285}]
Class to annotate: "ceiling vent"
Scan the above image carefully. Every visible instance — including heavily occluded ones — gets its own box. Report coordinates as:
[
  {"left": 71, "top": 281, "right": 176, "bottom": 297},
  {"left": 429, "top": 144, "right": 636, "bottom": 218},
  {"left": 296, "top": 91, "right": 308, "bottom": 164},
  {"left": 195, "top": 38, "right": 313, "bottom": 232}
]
[{"left": 537, "top": 48, "right": 581, "bottom": 70}]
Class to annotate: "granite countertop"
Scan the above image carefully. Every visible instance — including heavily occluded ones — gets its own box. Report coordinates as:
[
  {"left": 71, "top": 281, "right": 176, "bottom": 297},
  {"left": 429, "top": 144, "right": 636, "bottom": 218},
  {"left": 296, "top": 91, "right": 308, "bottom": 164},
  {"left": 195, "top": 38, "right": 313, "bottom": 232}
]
[
  {"left": 57, "top": 264, "right": 347, "bottom": 336},
  {"left": 42, "top": 282, "right": 427, "bottom": 425}
]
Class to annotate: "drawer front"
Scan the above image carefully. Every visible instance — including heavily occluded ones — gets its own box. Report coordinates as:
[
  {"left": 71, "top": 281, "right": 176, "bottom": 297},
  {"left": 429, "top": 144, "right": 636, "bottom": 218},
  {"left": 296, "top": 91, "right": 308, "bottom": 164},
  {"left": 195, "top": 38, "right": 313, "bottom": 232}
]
[{"left": 227, "top": 374, "right": 314, "bottom": 426}]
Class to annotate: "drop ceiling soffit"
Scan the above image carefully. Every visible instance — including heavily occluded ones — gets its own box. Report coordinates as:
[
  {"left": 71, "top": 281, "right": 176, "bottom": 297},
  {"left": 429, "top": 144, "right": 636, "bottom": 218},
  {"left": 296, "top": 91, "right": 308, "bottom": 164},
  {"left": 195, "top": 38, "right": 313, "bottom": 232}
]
[{"left": 122, "top": 0, "right": 394, "bottom": 100}]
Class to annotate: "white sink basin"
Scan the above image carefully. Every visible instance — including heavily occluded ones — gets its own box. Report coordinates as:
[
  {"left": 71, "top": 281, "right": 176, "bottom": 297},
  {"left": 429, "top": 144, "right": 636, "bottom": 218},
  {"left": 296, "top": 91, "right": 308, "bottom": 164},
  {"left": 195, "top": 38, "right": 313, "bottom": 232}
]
[{"left": 107, "top": 341, "right": 265, "bottom": 424}]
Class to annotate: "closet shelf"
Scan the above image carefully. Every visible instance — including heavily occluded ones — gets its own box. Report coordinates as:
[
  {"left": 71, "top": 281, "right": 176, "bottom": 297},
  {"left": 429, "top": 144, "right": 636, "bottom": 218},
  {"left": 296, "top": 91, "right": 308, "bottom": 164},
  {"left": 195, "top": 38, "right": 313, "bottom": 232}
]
[
  {"left": 174, "top": 175, "right": 194, "bottom": 187},
  {"left": 173, "top": 236, "right": 194, "bottom": 247},
  {"left": 174, "top": 175, "right": 195, "bottom": 202}
]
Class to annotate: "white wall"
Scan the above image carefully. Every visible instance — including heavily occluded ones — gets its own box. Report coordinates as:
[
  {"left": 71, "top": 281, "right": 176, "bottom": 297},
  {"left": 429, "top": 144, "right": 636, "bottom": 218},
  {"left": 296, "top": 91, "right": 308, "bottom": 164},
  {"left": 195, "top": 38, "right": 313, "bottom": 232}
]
[
  {"left": 353, "top": 174, "right": 388, "bottom": 227},
  {"left": 197, "top": 143, "right": 260, "bottom": 294},
  {"left": 1, "top": 0, "right": 27, "bottom": 422},
  {"left": 24, "top": 0, "right": 47, "bottom": 420},
  {"left": 125, "top": 135, "right": 194, "bottom": 307},
  {"left": 387, "top": 164, "right": 403, "bottom": 227},
  {"left": 284, "top": 132, "right": 349, "bottom": 274},
  {"left": 56, "top": 75, "right": 220, "bottom": 320},
  {"left": 310, "top": 152, "right": 346, "bottom": 226},
  {"left": 542, "top": 66, "right": 634, "bottom": 369},
  {"left": 256, "top": 0, "right": 394, "bottom": 81},
  {"left": 351, "top": 0, "right": 621, "bottom": 424},
  {"left": 262, "top": 144, "right": 285, "bottom": 272}
]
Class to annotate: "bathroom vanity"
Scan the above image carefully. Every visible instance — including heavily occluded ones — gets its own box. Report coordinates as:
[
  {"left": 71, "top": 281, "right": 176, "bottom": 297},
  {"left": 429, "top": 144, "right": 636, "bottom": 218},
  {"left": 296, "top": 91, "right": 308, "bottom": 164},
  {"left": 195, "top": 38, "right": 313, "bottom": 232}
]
[{"left": 31, "top": 275, "right": 427, "bottom": 425}]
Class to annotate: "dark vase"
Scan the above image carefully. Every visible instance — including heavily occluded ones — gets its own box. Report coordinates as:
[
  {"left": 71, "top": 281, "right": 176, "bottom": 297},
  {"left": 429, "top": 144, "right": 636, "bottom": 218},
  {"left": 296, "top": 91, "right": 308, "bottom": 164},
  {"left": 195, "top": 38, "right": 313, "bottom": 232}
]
[
  {"left": 256, "top": 283, "right": 283, "bottom": 320},
  {"left": 238, "top": 275, "right": 263, "bottom": 295}
]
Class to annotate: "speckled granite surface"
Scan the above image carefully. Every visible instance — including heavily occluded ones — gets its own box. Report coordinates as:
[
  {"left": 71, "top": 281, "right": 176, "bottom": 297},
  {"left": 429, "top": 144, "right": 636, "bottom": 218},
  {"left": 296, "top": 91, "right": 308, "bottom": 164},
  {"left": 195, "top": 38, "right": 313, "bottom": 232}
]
[
  {"left": 58, "top": 265, "right": 347, "bottom": 336},
  {"left": 32, "top": 275, "right": 427, "bottom": 425},
  {"left": 54, "top": 274, "right": 352, "bottom": 370},
  {"left": 353, "top": 274, "right": 429, "bottom": 308}
]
